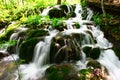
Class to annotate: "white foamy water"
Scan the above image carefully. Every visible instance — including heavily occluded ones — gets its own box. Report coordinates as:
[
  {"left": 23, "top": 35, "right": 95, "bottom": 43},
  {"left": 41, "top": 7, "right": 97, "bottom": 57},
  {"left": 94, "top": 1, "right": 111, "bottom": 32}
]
[
  {"left": 98, "top": 49, "right": 120, "bottom": 80},
  {"left": 20, "top": 30, "right": 58, "bottom": 80}
]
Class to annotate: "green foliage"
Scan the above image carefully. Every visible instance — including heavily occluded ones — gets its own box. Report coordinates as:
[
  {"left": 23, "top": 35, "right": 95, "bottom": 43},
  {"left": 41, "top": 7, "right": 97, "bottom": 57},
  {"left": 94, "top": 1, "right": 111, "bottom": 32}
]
[
  {"left": 74, "top": 22, "right": 80, "bottom": 28},
  {"left": 51, "top": 18, "right": 66, "bottom": 31},
  {"left": 81, "top": 0, "right": 87, "bottom": 7},
  {"left": 0, "top": 40, "right": 17, "bottom": 49},
  {"left": 92, "top": 13, "right": 102, "bottom": 26},
  {"left": 52, "top": 18, "right": 61, "bottom": 28},
  {"left": 0, "top": 22, "right": 20, "bottom": 43},
  {"left": 22, "top": 15, "right": 51, "bottom": 29},
  {"left": 79, "top": 68, "right": 92, "bottom": 80},
  {"left": 24, "top": 15, "right": 42, "bottom": 28}
]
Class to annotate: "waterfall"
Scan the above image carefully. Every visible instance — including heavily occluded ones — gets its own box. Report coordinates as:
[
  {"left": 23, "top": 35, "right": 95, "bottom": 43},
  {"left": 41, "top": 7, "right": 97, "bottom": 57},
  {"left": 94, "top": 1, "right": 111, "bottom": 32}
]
[
  {"left": 17, "top": 4, "right": 120, "bottom": 80},
  {"left": 98, "top": 49, "right": 120, "bottom": 80},
  {"left": 33, "top": 30, "right": 58, "bottom": 67},
  {"left": 20, "top": 30, "right": 58, "bottom": 80}
]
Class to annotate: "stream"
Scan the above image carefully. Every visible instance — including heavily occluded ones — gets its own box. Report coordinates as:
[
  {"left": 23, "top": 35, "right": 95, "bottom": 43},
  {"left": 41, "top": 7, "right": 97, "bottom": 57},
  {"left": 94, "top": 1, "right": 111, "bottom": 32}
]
[{"left": 0, "top": 4, "right": 120, "bottom": 80}]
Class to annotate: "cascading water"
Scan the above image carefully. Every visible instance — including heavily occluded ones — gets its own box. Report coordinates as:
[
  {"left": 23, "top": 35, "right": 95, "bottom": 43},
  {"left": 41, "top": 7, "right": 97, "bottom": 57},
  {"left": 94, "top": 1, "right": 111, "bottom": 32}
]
[
  {"left": 33, "top": 30, "right": 58, "bottom": 67},
  {"left": 10, "top": 4, "right": 120, "bottom": 80}
]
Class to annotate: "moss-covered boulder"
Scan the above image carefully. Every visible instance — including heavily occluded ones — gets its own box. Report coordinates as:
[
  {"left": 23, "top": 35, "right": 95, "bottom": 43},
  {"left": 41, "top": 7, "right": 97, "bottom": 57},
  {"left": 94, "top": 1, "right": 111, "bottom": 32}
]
[
  {"left": 45, "top": 63, "right": 80, "bottom": 80},
  {"left": 82, "top": 45, "right": 101, "bottom": 59},
  {"left": 48, "top": 8, "right": 66, "bottom": 18},
  {"left": 50, "top": 32, "right": 86, "bottom": 63},
  {"left": 87, "top": 59, "right": 101, "bottom": 69},
  {"left": 26, "top": 29, "right": 49, "bottom": 40},
  {"left": 0, "top": 22, "right": 19, "bottom": 43},
  {"left": 48, "top": 5, "right": 70, "bottom": 19},
  {"left": 19, "top": 38, "right": 40, "bottom": 63}
]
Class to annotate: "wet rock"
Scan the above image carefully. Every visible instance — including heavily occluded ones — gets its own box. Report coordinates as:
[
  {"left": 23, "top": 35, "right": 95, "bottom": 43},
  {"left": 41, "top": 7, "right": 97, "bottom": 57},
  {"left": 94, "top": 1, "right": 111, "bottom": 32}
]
[
  {"left": 26, "top": 29, "right": 49, "bottom": 40},
  {"left": 82, "top": 45, "right": 101, "bottom": 59},
  {"left": 87, "top": 59, "right": 101, "bottom": 68},
  {"left": 0, "top": 51, "right": 9, "bottom": 60},
  {"left": 45, "top": 63, "right": 80, "bottom": 80},
  {"left": 48, "top": 7, "right": 67, "bottom": 18},
  {"left": 44, "top": 4, "right": 77, "bottom": 19},
  {"left": 0, "top": 61, "right": 17, "bottom": 80},
  {"left": 50, "top": 32, "right": 85, "bottom": 63},
  {"left": 7, "top": 27, "right": 28, "bottom": 54},
  {"left": 19, "top": 38, "right": 40, "bottom": 63},
  {"left": 7, "top": 37, "right": 24, "bottom": 54}
]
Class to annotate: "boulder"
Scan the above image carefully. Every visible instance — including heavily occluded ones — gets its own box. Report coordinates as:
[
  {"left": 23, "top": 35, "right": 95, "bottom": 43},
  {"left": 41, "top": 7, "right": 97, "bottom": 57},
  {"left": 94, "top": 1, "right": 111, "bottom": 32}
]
[
  {"left": 48, "top": 7, "right": 67, "bottom": 18},
  {"left": 45, "top": 63, "right": 80, "bottom": 80},
  {"left": 43, "top": 4, "right": 77, "bottom": 19},
  {"left": 26, "top": 29, "right": 49, "bottom": 40},
  {"left": 82, "top": 45, "right": 101, "bottom": 59},
  {"left": 87, "top": 59, "right": 101, "bottom": 68},
  {"left": 0, "top": 61, "right": 17, "bottom": 80},
  {"left": 19, "top": 38, "right": 40, "bottom": 63},
  {"left": 49, "top": 32, "right": 86, "bottom": 63}
]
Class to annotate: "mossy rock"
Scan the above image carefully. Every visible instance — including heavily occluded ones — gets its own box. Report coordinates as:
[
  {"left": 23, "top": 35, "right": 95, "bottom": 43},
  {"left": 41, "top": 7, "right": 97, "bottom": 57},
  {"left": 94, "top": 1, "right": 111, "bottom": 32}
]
[
  {"left": 0, "top": 29, "right": 15, "bottom": 43},
  {"left": 49, "top": 32, "right": 87, "bottom": 63},
  {"left": 45, "top": 63, "right": 79, "bottom": 80},
  {"left": 87, "top": 60, "right": 101, "bottom": 68},
  {"left": 19, "top": 38, "right": 40, "bottom": 63},
  {"left": 82, "top": 46, "right": 101, "bottom": 59},
  {"left": 79, "top": 68, "right": 92, "bottom": 80},
  {"left": 48, "top": 8, "right": 66, "bottom": 18},
  {"left": 26, "top": 29, "right": 49, "bottom": 40}
]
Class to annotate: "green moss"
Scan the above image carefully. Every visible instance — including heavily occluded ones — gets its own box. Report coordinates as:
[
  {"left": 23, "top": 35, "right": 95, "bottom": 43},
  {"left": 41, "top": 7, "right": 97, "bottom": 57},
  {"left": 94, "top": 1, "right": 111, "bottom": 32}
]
[
  {"left": 74, "top": 22, "right": 80, "bottom": 29},
  {"left": 26, "top": 29, "right": 49, "bottom": 40},
  {"left": 19, "top": 38, "right": 39, "bottom": 63},
  {"left": 82, "top": 46, "right": 101, "bottom": 59},
  {"left": 46, "top": 64, "right": 75, "bottom": 80},
  {"left": 79, "top": 68, "right": 92, "bottom": 80}
]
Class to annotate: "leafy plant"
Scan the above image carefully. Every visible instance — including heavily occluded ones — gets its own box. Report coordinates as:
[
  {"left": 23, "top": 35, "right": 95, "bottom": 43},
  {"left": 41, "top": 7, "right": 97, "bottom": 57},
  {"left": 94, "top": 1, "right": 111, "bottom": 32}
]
[
  {"left": 92, "top": 12, "right": 102, "bottom": 26},
  {"left": 0, "top": 40, "right": 17, "bottom": 49},
  {"left": 81, "top": 0, "right": 87, "bottom": 7}
]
